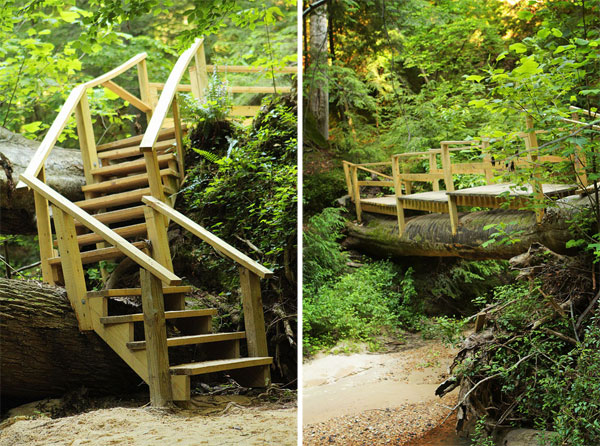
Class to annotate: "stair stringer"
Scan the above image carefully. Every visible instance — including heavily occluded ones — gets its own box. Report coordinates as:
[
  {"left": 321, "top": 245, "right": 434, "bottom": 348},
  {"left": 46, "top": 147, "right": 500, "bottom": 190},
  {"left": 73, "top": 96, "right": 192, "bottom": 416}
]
[{"left": 88, "top": 296, "right": 190, "bottom": 400}]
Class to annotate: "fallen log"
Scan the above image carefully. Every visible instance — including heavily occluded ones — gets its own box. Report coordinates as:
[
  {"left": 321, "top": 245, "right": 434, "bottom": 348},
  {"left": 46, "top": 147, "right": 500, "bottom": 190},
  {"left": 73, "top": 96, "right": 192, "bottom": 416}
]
[
  {"left": 0, "top": 127, "right": 85, "bottom": 234},
  {"left": 343, "top": 196, "right": 590, "bottom": 259},
  {"left": 0, "top": 278, "right": 141, "bottom": 401}
]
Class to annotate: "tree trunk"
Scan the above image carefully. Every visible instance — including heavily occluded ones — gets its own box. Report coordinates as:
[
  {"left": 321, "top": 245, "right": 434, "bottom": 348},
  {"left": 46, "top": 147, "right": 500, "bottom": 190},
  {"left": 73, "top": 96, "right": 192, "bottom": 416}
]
[
  {"left": 343, "top": 203, "right": 583, "bottom": 260},
  {"left": 0, "top": 127, "right": 85, "bottom": 234},
  {"left": 308, "top": 3, "right": 329, "bottom": 140},
  {"left": 0, "top": 278, "right": 141, "bottom": 400}
]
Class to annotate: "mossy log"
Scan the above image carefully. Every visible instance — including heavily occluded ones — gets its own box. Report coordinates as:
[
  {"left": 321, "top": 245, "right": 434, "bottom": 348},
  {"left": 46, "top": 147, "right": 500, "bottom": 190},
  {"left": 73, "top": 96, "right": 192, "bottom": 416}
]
[
  {"left": 0, "top": 127, "right": 84, "bottom": 234},
  {"left": 0, "top": 278, "right": 140, "bottom": 400},
  {"left": 343, "top": 198, "right": 588, "bottom": 259}
]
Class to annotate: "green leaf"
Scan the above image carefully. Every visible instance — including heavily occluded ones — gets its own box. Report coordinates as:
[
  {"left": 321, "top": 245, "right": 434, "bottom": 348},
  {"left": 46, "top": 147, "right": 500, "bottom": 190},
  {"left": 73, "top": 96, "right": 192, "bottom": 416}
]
[
  {"left": 537, "top": 28, "right": 551, "bottom": 39},
  {"left": 22, "top": 121, "right": 42, "bottom": 134},
  {"left": 574, "top": 38, "right": 589, "bottom": 46},
  {"left": 513, "top": 56, "right": 542, "bottom": 75},
  {"left": 496, "top": 51, "right": 507, "bottom": 61},
  {"left": 466, "top": 75, "right": 484, "bottom": 83},
  {"left": 59, "top": 9, "right": 79, "bottom": 23},
  {"left": 517, "top": 10, "right": 533, "bottom": 21},
  {"left": 509, "top": 43, "right": 528, "bottom": 54},
  {"left": 551, "top": 28, "right": 563, "bottom": 37},
  {"left": 103, "top": 88, "right": 120, "bottom": 100}
]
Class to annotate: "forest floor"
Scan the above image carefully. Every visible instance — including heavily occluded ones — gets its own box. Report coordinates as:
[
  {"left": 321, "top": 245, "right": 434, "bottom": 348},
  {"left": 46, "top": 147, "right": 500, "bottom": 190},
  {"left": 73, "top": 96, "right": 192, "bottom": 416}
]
[
  {"left": 303, "top": 334, "right": 470, "bottom": 445},
  {"left": 0, "top": 393, "right": 296, "bottom": 446}
]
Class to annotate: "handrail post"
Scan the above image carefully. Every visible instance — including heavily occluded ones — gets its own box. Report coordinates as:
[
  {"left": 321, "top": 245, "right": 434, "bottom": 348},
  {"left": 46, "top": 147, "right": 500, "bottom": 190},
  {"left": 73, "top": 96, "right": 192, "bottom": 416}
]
[
  {"left": 392, "top": 155, "right": 406, "bottom": 235},
  {"left": 53, "top": 206, "right": 93, "bottom": 330},
  {"left": 75, "top": 91, "right": 99, "bottom": 183},
  {"left": 34, "top": 167, "right": 56, "bottom": 284},
  {"left": 140, "top": 268, "right": 172, "bottom": 407},
  {"left": 171, "top": 95, "right": 185, "bottom": 182},
  {"left": 351, "top": 165, "right": 362, "bottom": 222},
  {"left": 239, "top": 267, "right": 269, "bottom": 358},
  {"left": 428, "top": 152, "right": 440, "bottom": 191},
  {"left": 481, "top": 139, "right": 494, "bottom": 184},
  {"left": 441, "top": 142, "right": 455, "bottom": 192},
  {"left": 525, "top": 115, "right": 545, "bottom": 223},
  {"left": 194, "top": 41, "right": 209, "bottom": 99},
  {"left": 144, "top": 205, "right": 173, "bottom": 273},
  {"left": 137, "top": 59, "right": 153, "bottom": 122},
  {"left": 342, "top": 161, "right": 353, "bottom": 199}
]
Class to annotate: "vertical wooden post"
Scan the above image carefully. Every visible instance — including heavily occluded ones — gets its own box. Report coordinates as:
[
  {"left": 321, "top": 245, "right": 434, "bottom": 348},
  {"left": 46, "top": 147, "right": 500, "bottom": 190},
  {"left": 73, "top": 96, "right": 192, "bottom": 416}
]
[
  {"left": 351, "top": 165, "right": 362, "bottom": 222},
  {"left": 53, "top": 207, "right": 93, "bottom": 330},
  {"left": 239, "top": 267, "right": 269, "bottom": 358},
  {"left": 189, "top": 66, "right": 201, "bottom": 99},
  {"left": 441, "top": 143, "right": 455, "bottom": 192},
  {"left": 75, "top": 91, "right": 99, "bottom": 184},
  {"left": 194, "top": 41, "right": 209, "bottom": 99},
  {"left": 171, "top": 94, "right": 185, "bottom": 181},
  {"left": 144, "top": 206, "right": 173, "bottom": 272},
  {"left": 137, "top": 59, "right": 153, "bottom": 122},
  {"left": 526, "top": 116, "right": 545, "bottom": 223},
  {"left": 448, "top": 195, "right": 459, "bottom": 235},
  {"left": 140, "top": 268, "right": 172, "bottom": 407},
  {"left": 402, "top": 164, "right": 413, "bottom": 195},
  {"left": 343, "top": 162, "right": 353, "bottom": 199},
  {"left": 429, "top": 153, "right": 440, "bottom": 191},
  {"left": 34, "top": 167, "right": 56, "bottom": 284},
  {"left": 392, "top": 155, "right": 406, "bottom": 236},
  {"left": 481, "top": 140, "right": 494, "bottom": 184}
]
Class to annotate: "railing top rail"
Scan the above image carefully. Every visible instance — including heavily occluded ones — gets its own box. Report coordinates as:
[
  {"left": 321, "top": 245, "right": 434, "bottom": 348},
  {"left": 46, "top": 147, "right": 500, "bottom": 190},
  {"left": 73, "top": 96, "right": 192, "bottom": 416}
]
[
  {"left": 16, "top": 52, "right": 148, "bottom": 189},
  {"left": 21, "top": 174, "right": 181, "bottom": 285},
  {"left": 140, "top": 38, "right": 204, "bottom": 151},
  {"left": 392, "top": 151, "right": 431, "bottom": 158},
  {"left": 354, "top": 165, "right": 394, "bottom": 180},
  {"left": 142, "top": 196, "right": 273, "bottom": 279},
  {"left": 354, "top": 161, "right": 392, "bottom": 167},
  {"left": 206, "top": 64, "right": 297, "bottom": 74},
  {"left": 570, "top": 106, "right": 599, "bottom": 118}
]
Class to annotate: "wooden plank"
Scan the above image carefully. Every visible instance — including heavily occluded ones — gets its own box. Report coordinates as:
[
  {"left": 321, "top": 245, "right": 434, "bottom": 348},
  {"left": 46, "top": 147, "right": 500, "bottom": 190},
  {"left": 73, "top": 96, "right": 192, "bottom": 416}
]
[
  {"left": 355, "top": 165, "right": 393, "bottom": 180},
  {"left": 141, "top": 39, "right": 204, "bottom": 151},
  {"left": 357, "top": 180, "right": 394, "bottom": 187},
  {"left": 127, "top": 332, "right": 246, "bottom": 351},
  {"left": 33, "top": 168, "right": 56, "bottom": 284},
  {"left": 74, "top": 188, "right": 151, "bottom": 211},
  {"left": 231, "top": 105, "right": 261, "bottom": 117},
  {"left": 170, "top": 357, "right": 272, "bottom": 376},
  {"left": 75, "top": 92, "right": 99, "bottom": 184},
  {"left": 84, "top": 53, "right": 147, "bottom": 89},
  {"left": 395, "top": 173, "right": 445, "bottom": 182},
  {"left": 142, "top": 196, "right": 273, "bottom": 279},
  {"left": 206, "top": 64, "right": 297, "bottom": 74},
  {"left": 53, "top": 206, "right": 93, "bottom": 330},
  {"left": 140, "top": 268, "right": 172, "bottom": 406},
  {"left": 194, "top": 41, "right": 209, "bottom": 99},
  {"left": 448, "top": 195, "right": 459, "bottom": 236},
  {"left": 48, "top": 241, "right": 148, "bottom": 266},
  {"left": 239, "top": 267, "right": 269, "bottom": 357},
  {"left": 100, "top": 309, "right": 216, "bottom": 325},
  {"left": 102, "top": 80, "right": 152, "bottom": 113},
  {"left": 342, "top": 162, "right": 353, "bottom": 199},
  {"left": 88, "top": 286, "right": 191, "bottom": 298},
  {"left": 144, "top": 205, "right": 173, "bottom": 271},
  {"left": 96, "top": 127, "right": 179, "bottom": 152},
  {"left": 171, "top": 95, "right": 185, "bottom": 179},
  {"left": 351, "top": 166, "right": 362, "bottom": 222},
  {"left": 356, "top": 161, "right": 392, "bottom": 167},
  {"left": 137, "top": 59, "right": 152, "bottom": 122},
  {"left": 16, "top": 85, "right": 86, "bottom": 187},
  {"left": 148, "top": 83, "right": 292, "bottom": 94},
  {"left": 98, "top": 138, "right": 176, "bottom": 161},
  {"left": 91, "top": 154, "right": 176, "bottom": 177},
  {"left": 440, "top": 143, "right": 455, "bottom": 192},
  {"left": 81, "top": 169, "right": 178, "bottom": 194},
  {"left": 74, "top": 206, "right": 145, "bottom": 228},
  {"left": 70, "top": 223, "right": 147, "bottom": 247},
  {"left": 447, "top": 183, "right": 577, "bottom": 197},
  {"left": 20, "top": 174, "right": 180, "bottom": 285}
]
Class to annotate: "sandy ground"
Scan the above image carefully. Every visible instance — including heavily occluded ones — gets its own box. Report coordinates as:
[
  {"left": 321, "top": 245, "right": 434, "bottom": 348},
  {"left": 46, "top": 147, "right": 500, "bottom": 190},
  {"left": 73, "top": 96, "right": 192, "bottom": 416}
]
[
  {"left": 303, "top": 335, "right": 468, "bottom": 445},
  {"left": 0, "top": 395, "right": 297, "bottom": 446}
]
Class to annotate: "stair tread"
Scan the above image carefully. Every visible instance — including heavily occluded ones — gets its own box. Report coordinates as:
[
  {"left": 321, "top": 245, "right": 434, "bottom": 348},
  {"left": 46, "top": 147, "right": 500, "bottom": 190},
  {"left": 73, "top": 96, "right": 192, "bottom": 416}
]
[
  {"left": 96, "top": 127, "right": 182, "bottom": 152},
  {"left": 74, "top": 223, "right": 147, "bottom": 247},
  {"left": 170, "top": 357, "right": 273, "bottom": 376},
  {"left": 82, "top": 169, "right": 179, "bottom": 194},
  {"left": 98, "top": 139, "right": 177, "bottom": 161},
  {"left": 87, "top": 286, "right": 192, "bottom": 298},
  {"left": 127, "top": 331, "right": 246, "bottom": 350},
  {"left": 100, "top": 309, "right": 216, "bottom": 324},
  {"left": 91, "top": 154, "right": 176, "bottom": 177},
  {"left": 48, "top": 241, "right": 148, "bottom": 266},
  {"left": 74, "top": 206, "right": 145, "bottom": 228},
  {"left": 74, "top": 188, "right": 151, "bottom": 211}
]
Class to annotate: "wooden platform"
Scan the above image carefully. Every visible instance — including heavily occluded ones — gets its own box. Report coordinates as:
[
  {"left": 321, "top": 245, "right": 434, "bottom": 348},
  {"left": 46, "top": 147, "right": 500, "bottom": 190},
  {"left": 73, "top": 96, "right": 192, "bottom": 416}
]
[{"left": 360, "top": 195, "right": 397, "bottom": 216}]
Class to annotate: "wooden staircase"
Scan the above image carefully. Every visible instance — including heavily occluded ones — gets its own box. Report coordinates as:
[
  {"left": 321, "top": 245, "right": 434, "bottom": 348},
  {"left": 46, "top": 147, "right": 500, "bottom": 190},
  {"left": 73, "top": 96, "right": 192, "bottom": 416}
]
[{"left": 16, "top": 38, "right": 287, "bottom": 405}]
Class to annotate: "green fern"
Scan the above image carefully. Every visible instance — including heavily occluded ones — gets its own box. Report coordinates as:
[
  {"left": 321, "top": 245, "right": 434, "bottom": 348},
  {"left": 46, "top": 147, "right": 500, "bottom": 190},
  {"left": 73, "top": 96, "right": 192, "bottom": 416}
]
[{"left": 191, "top": 147, "right": 220, "bottom": 163}]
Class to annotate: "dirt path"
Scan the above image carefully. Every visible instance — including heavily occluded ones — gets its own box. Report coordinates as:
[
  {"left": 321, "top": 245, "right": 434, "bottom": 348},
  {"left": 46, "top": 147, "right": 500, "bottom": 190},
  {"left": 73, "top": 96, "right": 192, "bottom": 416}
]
[
  {"left": 303, "top": 335, "right": 468, "bottom": 445},
  {"left": 0, "top": 395, "right": 296, "bottom": 446}
]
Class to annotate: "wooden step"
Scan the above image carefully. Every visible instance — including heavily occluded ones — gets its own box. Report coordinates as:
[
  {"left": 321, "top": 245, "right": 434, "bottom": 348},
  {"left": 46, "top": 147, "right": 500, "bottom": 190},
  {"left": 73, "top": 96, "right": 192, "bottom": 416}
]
[
  {"left": 170, "top": 357, "right": 273, "bottom": 376},
  {"left": 72, "top": 223, "right": 147, "bottom": 247},
  {"left": 75, "top": 188, "right": 151, "bottom": 211},
  {"left": 74, "top": 206, "right": 145, "bottom": 229},
  {"left": 98, "top": 139, "right": 177, "bottom": 161},
  {"left": 96, "top": 127, "right": 181, "bottom": 152},
  {"left": 87, "top": 286, "right": 192, "bottom": 298},
  {"left": 48, "top": 241, "right": 148, "bottom": 266},
  {"left": 127, "top": 332, "right": 246, "bottom": 351},
  {"left": 100, "top": 309, "right": 217, "bottom": 325},
  {"left": 82, "top": 169, "right": 179, "bottom": 194},
  {"left": 91, "top": 154, "right": 176, "bottom": 177}
]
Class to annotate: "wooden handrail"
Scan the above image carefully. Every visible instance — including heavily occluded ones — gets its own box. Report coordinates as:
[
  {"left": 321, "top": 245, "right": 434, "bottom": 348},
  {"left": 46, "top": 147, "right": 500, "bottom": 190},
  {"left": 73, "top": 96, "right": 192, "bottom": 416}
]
[
  {"left": 354, "top": 165, "right": 393, "bottom": 180},
  {"left": 140, "top": 39, "right": 204, "bottom": 151},
  {"left": 206, "top": 64, "right": 297, "bottom": 74},
  {"left": 16, "top": 53, "right": 149, "bottom": 189},
  {"left": 142, "top": 196, "right": 273, "bottom": 279},
  {"left": 148, "top": 82, "right": 292, "bottom": 94},
  {"left": 20, "top": 174, "right": 181, "bottom": 285}
]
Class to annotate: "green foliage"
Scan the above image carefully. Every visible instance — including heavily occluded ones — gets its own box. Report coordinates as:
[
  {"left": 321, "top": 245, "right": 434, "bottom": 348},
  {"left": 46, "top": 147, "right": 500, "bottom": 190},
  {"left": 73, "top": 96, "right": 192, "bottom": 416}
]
[
  {"left": 303, "top": 207, "right": 349, "bottom": 292},
  {"left": 472, "top": 416, "right": 495, "bottom": 446},
  {"left": 303, "top": 260, "right": 413, "bottom": 355}
]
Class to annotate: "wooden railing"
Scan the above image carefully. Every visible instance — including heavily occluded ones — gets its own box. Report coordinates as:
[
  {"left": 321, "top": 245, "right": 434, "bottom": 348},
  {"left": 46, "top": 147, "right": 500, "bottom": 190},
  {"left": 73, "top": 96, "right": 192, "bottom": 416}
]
[
  {"left": 142, "top": 196, "right": 273, "bottom": 358},
  {"left": 342, "top": 161, "right": 394, "bottom": 221}
]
